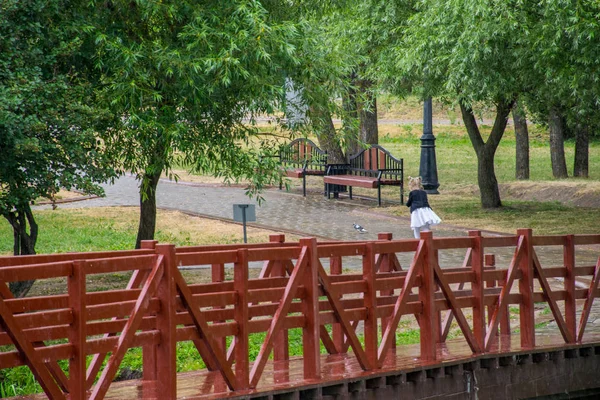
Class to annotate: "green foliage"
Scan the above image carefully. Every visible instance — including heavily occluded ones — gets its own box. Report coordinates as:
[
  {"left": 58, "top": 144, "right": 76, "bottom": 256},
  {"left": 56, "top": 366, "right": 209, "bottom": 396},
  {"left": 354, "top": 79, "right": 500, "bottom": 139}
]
[
  {"left": 0, "top": 0, "right": 117, "bottom": 258},
  {"left": 91, "top": 0, "right": 299, "bottom": 199}
]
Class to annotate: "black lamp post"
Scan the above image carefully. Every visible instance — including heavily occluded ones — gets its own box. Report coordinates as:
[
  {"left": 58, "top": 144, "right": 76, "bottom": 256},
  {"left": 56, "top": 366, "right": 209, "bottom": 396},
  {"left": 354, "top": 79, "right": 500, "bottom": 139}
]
[{"left": 419, "top": 98, "right": 440, "bottom": 194}]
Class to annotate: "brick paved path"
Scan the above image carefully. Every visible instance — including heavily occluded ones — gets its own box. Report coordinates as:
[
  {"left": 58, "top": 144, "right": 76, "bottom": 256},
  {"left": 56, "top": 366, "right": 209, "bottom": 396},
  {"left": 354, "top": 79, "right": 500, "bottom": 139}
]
[{"left": 53, "top": 175, "right": 597, "bottom": 267}]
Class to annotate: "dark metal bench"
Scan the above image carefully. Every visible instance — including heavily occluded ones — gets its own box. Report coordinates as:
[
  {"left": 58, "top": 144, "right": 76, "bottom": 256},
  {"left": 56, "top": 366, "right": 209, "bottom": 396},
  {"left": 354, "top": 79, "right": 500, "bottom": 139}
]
[
  {"left": 279, "top": 138, "right": 328, "bottom": 196},
  {"left": 323, "top": 145, "right": 404, "bottom": 206}
]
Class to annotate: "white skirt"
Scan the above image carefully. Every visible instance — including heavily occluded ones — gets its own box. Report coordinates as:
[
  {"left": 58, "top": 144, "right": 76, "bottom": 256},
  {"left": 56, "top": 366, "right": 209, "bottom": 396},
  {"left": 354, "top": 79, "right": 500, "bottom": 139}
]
[{"left": 410, "top": 207, "right": 441, "bottom": 229}]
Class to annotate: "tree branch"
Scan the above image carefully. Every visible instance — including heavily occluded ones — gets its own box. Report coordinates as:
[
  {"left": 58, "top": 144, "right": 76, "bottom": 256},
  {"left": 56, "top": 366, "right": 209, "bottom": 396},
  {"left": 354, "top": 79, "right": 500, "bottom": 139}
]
[{"left": 460, "top": 102, "right": 484, "bottom": 153}]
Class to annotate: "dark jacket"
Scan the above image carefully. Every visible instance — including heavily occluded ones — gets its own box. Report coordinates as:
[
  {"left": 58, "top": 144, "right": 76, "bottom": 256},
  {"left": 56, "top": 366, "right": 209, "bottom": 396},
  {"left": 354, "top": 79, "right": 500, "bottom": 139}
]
[{"left": 406, "top": 190, "right": 431, "bottom": 213}]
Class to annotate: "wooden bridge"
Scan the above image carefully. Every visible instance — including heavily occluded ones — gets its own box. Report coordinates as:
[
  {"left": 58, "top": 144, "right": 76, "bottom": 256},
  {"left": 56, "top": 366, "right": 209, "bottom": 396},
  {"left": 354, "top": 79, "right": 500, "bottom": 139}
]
[{"left": 1, "top": 230, "right": 600, "bottom": 399}]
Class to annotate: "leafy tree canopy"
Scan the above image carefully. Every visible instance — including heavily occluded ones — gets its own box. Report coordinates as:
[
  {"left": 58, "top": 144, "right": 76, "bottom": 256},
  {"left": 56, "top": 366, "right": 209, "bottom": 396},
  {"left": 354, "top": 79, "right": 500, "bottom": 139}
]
[
  {"left": 0, "top": 0, "right": 117, "bottom": 295},
  {"left": 87, "top": 0, "right": 300, "bottom": 246}
]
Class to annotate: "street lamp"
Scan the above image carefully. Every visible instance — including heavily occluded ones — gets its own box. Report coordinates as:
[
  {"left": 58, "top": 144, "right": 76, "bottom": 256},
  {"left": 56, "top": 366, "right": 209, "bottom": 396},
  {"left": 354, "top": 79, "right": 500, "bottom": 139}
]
[{"left": 419, "top": 98, "right": 440, "bottom": 194}]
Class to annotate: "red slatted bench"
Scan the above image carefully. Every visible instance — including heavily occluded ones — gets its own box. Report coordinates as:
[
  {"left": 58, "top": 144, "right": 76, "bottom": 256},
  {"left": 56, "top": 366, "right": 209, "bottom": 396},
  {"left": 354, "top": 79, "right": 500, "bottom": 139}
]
[
  {"left": 323, "top": 145, "right": 404, "bottom": 206},
  {"left": 279, "top": 138, "right": 328, "bottom": 196}
]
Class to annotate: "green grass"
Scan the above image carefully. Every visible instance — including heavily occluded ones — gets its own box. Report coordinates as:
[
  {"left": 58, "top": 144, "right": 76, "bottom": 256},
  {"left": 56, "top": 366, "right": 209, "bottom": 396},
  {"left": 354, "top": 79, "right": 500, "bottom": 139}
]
[{"left": 379, "top": 128, "right": 600, "bottom": 184}]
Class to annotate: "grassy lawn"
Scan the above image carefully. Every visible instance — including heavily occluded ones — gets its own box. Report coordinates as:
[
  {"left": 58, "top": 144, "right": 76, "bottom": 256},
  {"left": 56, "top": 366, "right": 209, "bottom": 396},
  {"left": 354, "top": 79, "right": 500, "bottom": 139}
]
[{"left": 0, "top": 207, "right": 286, "bottom": 256}]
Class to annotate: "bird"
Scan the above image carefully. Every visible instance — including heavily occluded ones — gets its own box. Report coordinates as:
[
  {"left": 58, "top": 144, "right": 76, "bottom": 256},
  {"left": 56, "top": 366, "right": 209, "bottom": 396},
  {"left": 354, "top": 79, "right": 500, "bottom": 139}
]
[{"left": 353, "top": 223, "right": 368, "bottom": 233}]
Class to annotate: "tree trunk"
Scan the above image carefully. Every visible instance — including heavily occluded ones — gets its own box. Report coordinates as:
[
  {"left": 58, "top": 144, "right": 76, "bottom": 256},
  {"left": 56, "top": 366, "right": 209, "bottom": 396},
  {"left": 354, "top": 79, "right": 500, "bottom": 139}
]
[
  {"left": 512, "top": 102, "right": 530, "bottom": 180},
  {"left": 135, "top": 170, "right": 162, "bottom": 249},
  {"left": 342, "top": 76, "right": 360, "bottom": 157},
  {"left": 548, "top": 107, "right": 569, "bottom": 178},
  {"left": 5, "top": 204, "right": 38, "bottom": 297},
  {"left": 309, "top": 105, "right": 346, "bottom": 163},
  {"left": 574, "top": 123, "right": 589, "bottom": 178},
  {"left": 461, "top": 100, "right": 513, "bottom": 208},
  {"left": 357, "top": 80, "right": 379, "bottom": 147}
]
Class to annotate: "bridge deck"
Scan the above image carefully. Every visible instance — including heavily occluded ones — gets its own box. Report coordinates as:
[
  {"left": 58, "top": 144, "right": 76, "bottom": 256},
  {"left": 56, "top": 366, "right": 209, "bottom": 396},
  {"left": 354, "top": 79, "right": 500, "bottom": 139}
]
[{"left": 96, "top": 332, "right": 600, "bottom": 399}]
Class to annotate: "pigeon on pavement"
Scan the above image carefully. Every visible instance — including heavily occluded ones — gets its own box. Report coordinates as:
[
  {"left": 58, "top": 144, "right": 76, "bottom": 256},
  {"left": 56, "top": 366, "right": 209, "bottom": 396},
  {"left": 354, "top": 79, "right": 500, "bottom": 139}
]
[{"left": 353, "top": 223, "right": 367, "bottom": 233}]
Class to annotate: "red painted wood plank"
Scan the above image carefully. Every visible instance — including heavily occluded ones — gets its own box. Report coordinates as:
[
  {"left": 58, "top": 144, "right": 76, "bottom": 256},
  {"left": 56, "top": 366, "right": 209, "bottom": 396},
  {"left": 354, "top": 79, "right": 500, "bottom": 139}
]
[
  {"left": 0, "top": 276, "right": 69, "bottom": 392},
  {"left": 300, "top": 238, "right": 321, "bottom": 381},
  {"left": 0, "top": 249, "right": 154, "bottom": 267},
  {"left": 188, "top": 281, "right": 234, "bottom": 294},
  {"left": 249, "top": 246, "right": 309, "bottom": 387},
  {"left": 573, "top": 234, "right": 600, "bottom": 245},
  {"left": 0, "top": 261, "right": 72, "bottom": 282},
  {"left": 378, "top": 241, "right": 424, "bottom": 366},
  {"left": 564, "top": 235, "right": 576, "bottom": 339},
  {"left": 484, "top": 236, "right": 524, "bottom": 351},
  {"left": 234, "top": 249, "right": 250, "bottom": 388},
  {"left": 577, "top": 257, "right": 600, "bottom": 342},
  {"left": 176, "top": 242, "right": 296, "bottom": 254},
  {"left": 481, "top": 236, "right": 519, "bottom": 248},
  {"left": 433, "top": 237, "right": 475, "bottom": 250},
  {"left": 371, "top": 240, "right": 419, "bottom": 254},
  {"left": 84, "top": 255, "right": 156, "bottom": 274},
  {"left": 317, "top": 263, "right": 371, "bottom": 370},
  {"left": 531, "top": 235, "right": 567, "bottom": 246},
  {"left": 247, "top": 247, "right": 301, "bottom": 262},
  {"left": 69, "top": 261, "right": 87, "bottom": 400},
  {"left": 317, "top": 244, "right": 367, "bottom": 258},
  {"left": 0, "top": 297, "right": 66, "bottom": 398},
  {"left": 532, "top": 251, "right": 573, "bottom": 343},
  {"left": 193, "top": 292, "right": 237, "bottom": 308},
  {"left": 89, "top": 258, "right": 164, "bottom": 400},
  {"left": 0, "top": 343, "right": 73, "bottom": 369},
  {"left": 419, "top": 232, "right": 438, "bottom": 361},
  {"left": 517, "top": 229, "right": 535, "bottom": 349},
  {"left": 433, "top": 263, "right": 482, "bottom": 354},
  {"left": 331, "top": 280, "right": 368, "bottom": 295},
  {"left": 363, "top": 243, "right": 378, "bottom": 369},
  {"left": 469, "top": 231, "right": 485, "bottom": 350},
  {"left": 176, "top": 250, "right": 238, "bottom": 267},
  {"left": 174, "top": 269, "right": 237, "bottom": 390},
  {"left": 87, "top": 299, "right": 160, "bottom": 321}
]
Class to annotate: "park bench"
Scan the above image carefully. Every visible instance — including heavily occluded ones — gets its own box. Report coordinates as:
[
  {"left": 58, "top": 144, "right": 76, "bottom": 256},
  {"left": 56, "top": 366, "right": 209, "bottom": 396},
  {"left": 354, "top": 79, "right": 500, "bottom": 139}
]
[
  {"left": 279, "top": 138, "right": 328, "bottom": 196},
  {"left": 323, "top": 145, "right": 404, "bottom": 206}
]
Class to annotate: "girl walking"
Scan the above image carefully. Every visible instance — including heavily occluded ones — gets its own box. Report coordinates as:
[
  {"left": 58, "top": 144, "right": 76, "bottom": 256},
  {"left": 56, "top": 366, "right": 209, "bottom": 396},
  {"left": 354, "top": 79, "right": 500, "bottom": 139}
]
[{"left": 406, "top": 176, "right": 441, "bottom": 239}]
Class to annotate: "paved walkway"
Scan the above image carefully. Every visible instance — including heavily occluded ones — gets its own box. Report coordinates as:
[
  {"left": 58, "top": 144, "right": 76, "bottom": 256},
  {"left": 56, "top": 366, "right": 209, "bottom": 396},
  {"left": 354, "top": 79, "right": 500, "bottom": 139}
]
[
  {"left": 51, "top": 175, "right": 598, "bottom": 268},
  {"left": 57, "top": 175, "right": 451, "bottom": 241}
]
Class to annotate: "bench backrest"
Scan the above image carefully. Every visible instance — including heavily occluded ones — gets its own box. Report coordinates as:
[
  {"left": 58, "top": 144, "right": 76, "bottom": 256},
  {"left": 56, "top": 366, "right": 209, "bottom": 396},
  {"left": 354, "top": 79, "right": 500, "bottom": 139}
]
[
  {"left": 280, "top": 138, "right": 327, "bottom": 170},
  {"left": 348, "top": 145, "right": 403, "bottom": 177}
]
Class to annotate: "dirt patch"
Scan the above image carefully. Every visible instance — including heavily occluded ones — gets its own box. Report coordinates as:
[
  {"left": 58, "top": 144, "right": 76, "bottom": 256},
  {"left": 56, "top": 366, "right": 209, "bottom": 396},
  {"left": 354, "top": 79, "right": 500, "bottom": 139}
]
[
  {"left": 454, "top": 181, "right": 600, "bottom": 208},
  {"left": 500, "top": 181, "right": 600, "bottom": 208}
]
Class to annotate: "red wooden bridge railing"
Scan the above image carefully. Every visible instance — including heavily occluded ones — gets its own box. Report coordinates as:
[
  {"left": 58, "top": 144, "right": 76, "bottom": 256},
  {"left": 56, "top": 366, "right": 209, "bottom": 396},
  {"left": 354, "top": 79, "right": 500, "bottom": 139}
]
[{"left": 0, "top": 230, "right": 599, "bottom": 399}]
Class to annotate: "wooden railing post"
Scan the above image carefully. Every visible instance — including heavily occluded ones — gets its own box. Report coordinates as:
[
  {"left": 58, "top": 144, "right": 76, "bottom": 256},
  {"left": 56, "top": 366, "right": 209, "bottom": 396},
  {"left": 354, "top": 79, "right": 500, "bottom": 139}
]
[
  {"left": 517, "top": 229, "right": 535, "bottom": 349},
  {"left": 363, "top": 242, "right": 377, "bottom": 369},
  {"left": 140, "top": 240, "right": 158, "bottom": 249},
  {"left": 469, "top": 231, "right": 485, "bottom": 350},
  {"left": 69, "top": 260, "right": 87, "bottom": 400},
  {"left": 141, "top": 240, "right": 159, "bottom": 382},
  {"left": 564, "top": 234, "right": 576, "bottom": 342},
  {"left": 234, "top": 249, "right": 250, "bottom": 389},
  {"left": 330, "top": 255, "right": 344, "bottom": 353},
  {"left": 377, "top": 233, "right": 396, "bottom": 352},
  {"left": 154, "top": 244, "right": 177, "bottom": 399},
  {"left": 270, "top": 234, "right": 290, "bottom": 362},
  {"left": 420, "top": 231, "right": 437, "bottom": 361},
  {"left": 299, "top": 238, "right": 320, "bottom": 380}
]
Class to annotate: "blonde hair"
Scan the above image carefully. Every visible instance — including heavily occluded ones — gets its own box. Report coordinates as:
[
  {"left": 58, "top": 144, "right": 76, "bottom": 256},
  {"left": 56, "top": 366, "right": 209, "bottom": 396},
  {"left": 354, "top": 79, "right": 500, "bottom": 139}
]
[{"left": 408, "top": 176, "right": 423, "bottom": 191}]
